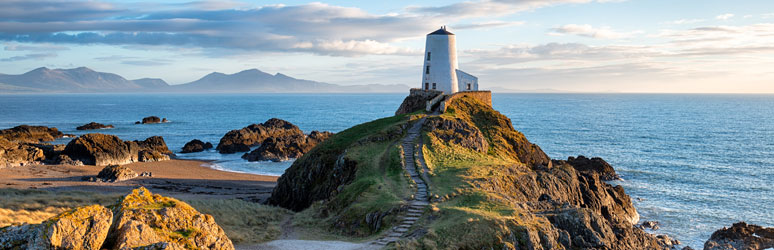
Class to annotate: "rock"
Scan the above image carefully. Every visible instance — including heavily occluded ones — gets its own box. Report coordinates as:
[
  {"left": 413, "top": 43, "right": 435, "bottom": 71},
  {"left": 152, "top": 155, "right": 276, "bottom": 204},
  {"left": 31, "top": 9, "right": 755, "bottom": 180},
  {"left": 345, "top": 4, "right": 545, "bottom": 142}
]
[
  {"left": 0, "top": 204, "right": 113, "bottom": 250},
  {"left": 52, "top": 154, "right": 84, "bottom": 166},
  {"left": 704, "top": 222, "right": 774, "bottom": 250},
  {"left": 0, "top": 188, "right": 234, "bottom": 250},
  {"left": 216, "top": 118, "right": 305, "bottom": 154},
  {"left": 76, "top": 122, "right": 115, "bottom": 130},
  {"left": 395, "top": 88, "right": 443, "bottom": 115},
  {"left": 641, "top": 220, "right": 660, "bottom": 230},
  {"left": 180, "top": 139, "right": 213, "bottom": 153},
  {"left": 555, "top": 155, "right": 620, "bottom": 181},
  {"left": 63, "top": 134, "right": 172, "bottom": 165},
  {"left": 0, "top": 138, "right": 45, "bottom": 168},
  {"left": 683, "top": 247, "right": 696, "bottom": 250},
  {"left": 241, "top": 131, "right": 332, "bottom": 162},
  {"left": 107, "top": 187, "right": 234, "bottom": 250},
  {"left": 162, "top": 118, "right": 168, "bottom": 123},
  {"left": 140, "top": 116, "right": 163, "bottom": 124},
  {"left": 134, "top": 136, "right": 174, "bottom": 162},
  {"left": 63, "top": 133, "right": 139, "bottom": 166},
  {"left": 96, "top": 165, "right": 138, "bottom": 182},
  {"left": 0, "top": 125, "right": 65, "bottom": 143},
  {"left": 423, "top": 117, "right": 488, "bottom": 153}
]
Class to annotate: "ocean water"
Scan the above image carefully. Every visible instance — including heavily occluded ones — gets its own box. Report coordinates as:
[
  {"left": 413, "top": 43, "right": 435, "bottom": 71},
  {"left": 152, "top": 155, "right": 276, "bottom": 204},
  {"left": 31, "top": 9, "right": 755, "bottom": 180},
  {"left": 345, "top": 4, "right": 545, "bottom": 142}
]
[{"left": 0, "top": 93, "right": 772, "bottom": 248}]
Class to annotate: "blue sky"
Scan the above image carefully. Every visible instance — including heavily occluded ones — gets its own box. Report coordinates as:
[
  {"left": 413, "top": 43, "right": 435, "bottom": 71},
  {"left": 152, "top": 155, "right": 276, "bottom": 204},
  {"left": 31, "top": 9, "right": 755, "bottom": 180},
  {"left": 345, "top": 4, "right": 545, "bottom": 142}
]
[{"left": 1, "top": 0, "right": 773, "bottom": 93}]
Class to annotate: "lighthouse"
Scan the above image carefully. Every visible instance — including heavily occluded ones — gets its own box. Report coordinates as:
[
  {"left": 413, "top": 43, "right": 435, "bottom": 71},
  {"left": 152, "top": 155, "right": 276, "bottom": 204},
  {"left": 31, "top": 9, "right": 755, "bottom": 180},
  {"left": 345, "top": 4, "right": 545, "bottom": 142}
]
[{"left": 420, "top": 26, "right": 478, "bottom": 94}]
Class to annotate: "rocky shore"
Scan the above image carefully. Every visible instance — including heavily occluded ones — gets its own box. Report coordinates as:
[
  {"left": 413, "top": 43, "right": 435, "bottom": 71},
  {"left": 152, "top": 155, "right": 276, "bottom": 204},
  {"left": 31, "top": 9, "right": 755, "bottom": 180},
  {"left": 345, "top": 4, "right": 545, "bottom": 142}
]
[{"left": 217, "top": 118, "right": 333, "bottom": 162}]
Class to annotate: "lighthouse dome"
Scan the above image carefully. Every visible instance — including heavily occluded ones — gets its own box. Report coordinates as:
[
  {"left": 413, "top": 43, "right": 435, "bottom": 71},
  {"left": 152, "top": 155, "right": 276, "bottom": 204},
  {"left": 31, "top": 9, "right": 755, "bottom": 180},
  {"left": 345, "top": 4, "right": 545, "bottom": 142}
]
[{"left": 428, "top": 27, "right": 454, "bottom": 36}]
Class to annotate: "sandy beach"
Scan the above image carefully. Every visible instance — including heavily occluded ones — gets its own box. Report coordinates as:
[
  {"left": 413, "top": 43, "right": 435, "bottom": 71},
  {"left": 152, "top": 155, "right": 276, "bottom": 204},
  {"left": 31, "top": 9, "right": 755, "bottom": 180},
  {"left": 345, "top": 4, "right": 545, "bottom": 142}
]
[{"left": 0, "top": 159, "right": 278, "bottom": 202}]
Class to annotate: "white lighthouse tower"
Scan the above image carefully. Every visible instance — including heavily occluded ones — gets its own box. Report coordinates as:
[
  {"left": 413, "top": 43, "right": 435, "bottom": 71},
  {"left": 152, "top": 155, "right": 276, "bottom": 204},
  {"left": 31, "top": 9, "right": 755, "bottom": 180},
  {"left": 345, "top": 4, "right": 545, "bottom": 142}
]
[{"left": 420, "top": 26, "right": 478, "bottom": 94}]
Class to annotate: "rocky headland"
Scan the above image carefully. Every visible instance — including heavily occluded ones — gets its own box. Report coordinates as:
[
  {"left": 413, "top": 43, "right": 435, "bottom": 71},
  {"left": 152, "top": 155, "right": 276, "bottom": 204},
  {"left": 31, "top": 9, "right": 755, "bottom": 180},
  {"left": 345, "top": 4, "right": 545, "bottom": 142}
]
[
  {"left": 267, "top": 93, "right": 680, "bottom": 249},
  {"left": 704, "top": 222, "right": 774, "bottom": 250},
  {"left": 76, "top": 122, "right": 115, "bottom": 130},
  {"left": 0, "top": 187, "right": 234, "bottom": 250}
]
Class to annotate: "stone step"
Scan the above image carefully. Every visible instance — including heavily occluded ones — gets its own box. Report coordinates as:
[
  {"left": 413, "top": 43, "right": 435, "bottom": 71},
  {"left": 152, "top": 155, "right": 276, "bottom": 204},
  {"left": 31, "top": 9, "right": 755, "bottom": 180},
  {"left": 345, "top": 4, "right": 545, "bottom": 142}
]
[
  {"left": 395, "top": 227, "right": 408, "bottom": 233},
  {"left": 407, "top": 208, "right": 423, "bottom": 212},
  {"left": 406, "top": 213, "right": 422, "bottom": 217}
]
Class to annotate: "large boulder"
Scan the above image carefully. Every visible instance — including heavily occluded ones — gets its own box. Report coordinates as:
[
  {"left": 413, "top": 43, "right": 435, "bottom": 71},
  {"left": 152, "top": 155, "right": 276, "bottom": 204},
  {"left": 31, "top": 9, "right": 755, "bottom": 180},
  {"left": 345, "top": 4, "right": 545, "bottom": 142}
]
[
  {"left": 96, "top": 165, "right": 138, "bottom": 182},
  {"left": 180, "top": 139, "right": 213, "bottom": 153},
  {"left": 241, "top": 131, "right": 333, "bottom": 162},
  {"left": 0, "top": 125, "right": 65, "bottom": 143},
  {"left": 76, "top": 122, "right": 114, "bottom": 130},
  {"left": 135, "top": 136, "right": 174, "bottom": 162},
  {"left": 0, "top": 204, "right": 113, "bottom": 250},
  {"left": 0, "top": 138, "right": 45, "bottom": 168},
  {"left": 553, "top": 155, "right": 621, "bottom": 181},
  {"left": 63, "top": 134, "right": 173, "bottom": 165},
  {"left": 216, "top": 118, "right": 305, "bottom": 154},
  {"left": 106, "top": 187, "right": 234, "bottom": 250},
  {"left": 63, "top": 133, "right": 139, "bottom": 166},
  {"left": 0, "top": 188, "right": 234, "bottom": 250},
  {"left": 704, "top": 222, "right": 774, "bottom": 250}
]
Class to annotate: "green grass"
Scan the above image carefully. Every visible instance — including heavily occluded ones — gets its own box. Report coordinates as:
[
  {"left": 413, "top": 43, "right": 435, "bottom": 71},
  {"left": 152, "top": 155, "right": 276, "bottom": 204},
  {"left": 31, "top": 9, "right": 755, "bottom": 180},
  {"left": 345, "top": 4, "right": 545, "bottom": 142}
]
[{"left": 185, "top": 198, "right": 291, "bottom": 245}]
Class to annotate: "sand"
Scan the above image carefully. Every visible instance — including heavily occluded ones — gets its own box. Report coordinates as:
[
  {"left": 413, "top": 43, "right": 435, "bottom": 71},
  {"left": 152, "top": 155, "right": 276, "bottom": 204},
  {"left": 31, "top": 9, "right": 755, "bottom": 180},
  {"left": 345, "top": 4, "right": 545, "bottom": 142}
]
[{"left": 0, "top": 159, "right": 278, "bottom": 202}]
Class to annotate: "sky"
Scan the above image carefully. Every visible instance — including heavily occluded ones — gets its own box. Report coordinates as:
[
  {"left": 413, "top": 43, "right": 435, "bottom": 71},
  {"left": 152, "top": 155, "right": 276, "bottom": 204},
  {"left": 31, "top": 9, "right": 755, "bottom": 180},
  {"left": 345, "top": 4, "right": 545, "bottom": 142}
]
[{"left": 1, "top": 0, "right": 773, "bottom": 93}]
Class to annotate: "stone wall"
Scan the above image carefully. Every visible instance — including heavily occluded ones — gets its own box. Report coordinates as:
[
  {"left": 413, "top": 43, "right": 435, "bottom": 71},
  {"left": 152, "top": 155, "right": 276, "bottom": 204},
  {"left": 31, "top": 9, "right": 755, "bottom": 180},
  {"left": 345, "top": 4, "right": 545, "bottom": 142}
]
[
  {"left": 440, "top": 91, "right": 492, "bottom": 113},
  {"left": 395, "top": 88, "right": 443, "bottom": 115}
]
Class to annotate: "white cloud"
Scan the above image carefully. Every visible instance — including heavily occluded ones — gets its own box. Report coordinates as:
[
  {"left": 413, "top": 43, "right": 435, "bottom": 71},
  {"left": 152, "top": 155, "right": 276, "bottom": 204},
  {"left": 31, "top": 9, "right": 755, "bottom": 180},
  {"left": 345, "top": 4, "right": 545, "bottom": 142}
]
[
  {"left": 716, "top": 13, "right": 734, "bottom": 20},
  {"left": 408, "top": 0, "right": 612, "bottom": 18},
  {"left": 549, "top": 24, "right": 640, "bottom": 39}
]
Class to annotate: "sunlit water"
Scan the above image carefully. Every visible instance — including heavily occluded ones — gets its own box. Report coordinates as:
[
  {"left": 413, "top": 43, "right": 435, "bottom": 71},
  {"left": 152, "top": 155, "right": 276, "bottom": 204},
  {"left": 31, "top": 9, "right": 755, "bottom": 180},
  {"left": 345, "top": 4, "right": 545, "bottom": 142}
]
[{"left": 1, "top": 93, "right": 772, "bottom": 248}]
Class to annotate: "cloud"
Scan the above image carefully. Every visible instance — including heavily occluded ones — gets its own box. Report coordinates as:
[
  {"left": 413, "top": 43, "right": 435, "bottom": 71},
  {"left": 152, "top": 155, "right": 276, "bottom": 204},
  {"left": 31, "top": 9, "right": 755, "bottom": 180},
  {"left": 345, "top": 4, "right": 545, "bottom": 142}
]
[
  {"left": 454, "top": 21, "right": 525, "bottom": 30},
  {"left": 663, "top": 19, "right": 705, "bottom": 25},
  {"left": 0, "top": 1, "right": 439, "bottom": 56},
  {"left": 549, "top": 24, "right": 639, "bottom": 39},
  {"left": 0, "top": 52, "right": 57, "bottom": 62},
  {"left": 408, "top": 0, "right": 606, "bottom": 18},
  {"left": 716, "top": 13, "right": 734, "bottom": 20},
  {"left": 4, "top": 43, "right": 68, "bottom": 51}
]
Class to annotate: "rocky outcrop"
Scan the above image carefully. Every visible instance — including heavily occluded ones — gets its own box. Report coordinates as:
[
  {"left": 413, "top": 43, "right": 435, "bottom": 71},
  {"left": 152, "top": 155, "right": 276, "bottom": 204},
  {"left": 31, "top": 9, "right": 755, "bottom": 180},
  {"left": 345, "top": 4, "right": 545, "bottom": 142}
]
[
  {"left": 62, "top": 133, "right": 172, "bottom": 165},
  {"left": 0, "top": 188, "right": 233, "bottom": 250},
  {"left": 704, "top": 222, "right": 774, "bottom": 250},
  {"left": 395, "top": 88, "right": 443, "bottom": 115},
  {"left": 181, "top": 139, "right": 213, "bottom": 153},
  {"left": 135, "top": 136, "right": 173, "bottom": 162},
  {"left": 554, "top": 155, "right": 620, "bottom": 181},
  {"left": 423, "top": 117, "right": 488, "bottom": 153},
  {"left": 96, "top": 165, "right": 138, "bottom": 182},
  {"left": 0, "top": 125, "right": 66, "bottom": 143},
  {"left": 241, "top": 131, "right": 333, "bottom": 162},
  {"left": 0, "top": 138, "right": 45, "bottom": 168},
  {"left": 63, "top": 133, "right": 139, "bottom": 166},
  {"left": 216, "top": 118, "right": 313, "bottom": 154},
  {"left": 268, "top": 94, "right": 671, "bottom": 249},
  {"left": 0, "top": 204, "right": 113, "bottom": 250},
  {"left": 76, "top": 122, "right": 115, "bottom": 130},
  {"left": 137, "top": 116, "right": 168, "bottom": 124},
  {"left": 106, "top": 187, "right": 234, "bottom": 250}
]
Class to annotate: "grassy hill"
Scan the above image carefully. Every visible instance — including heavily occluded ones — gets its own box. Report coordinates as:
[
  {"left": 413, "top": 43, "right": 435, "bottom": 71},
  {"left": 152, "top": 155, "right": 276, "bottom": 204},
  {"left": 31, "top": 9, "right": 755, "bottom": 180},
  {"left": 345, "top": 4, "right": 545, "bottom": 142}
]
[{"left": 269, "top": 95, "right": 678, "bottom": 249}]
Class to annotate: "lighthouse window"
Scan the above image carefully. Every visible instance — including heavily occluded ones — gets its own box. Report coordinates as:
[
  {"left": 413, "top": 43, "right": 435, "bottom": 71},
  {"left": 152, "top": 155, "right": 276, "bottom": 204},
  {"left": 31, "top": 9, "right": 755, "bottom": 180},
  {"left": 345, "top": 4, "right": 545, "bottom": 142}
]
[
  {"left": 425, "top": 82, "right": 429, "bottom": 90},
  {"left": 427, "top": 52, "right": 431, "bottom": 61},
  {"left": 432, "top": 83, "right": 436, "bottom": 89},
  {"left": 425, "top": 66, "right": 430, "bottom": 74}
]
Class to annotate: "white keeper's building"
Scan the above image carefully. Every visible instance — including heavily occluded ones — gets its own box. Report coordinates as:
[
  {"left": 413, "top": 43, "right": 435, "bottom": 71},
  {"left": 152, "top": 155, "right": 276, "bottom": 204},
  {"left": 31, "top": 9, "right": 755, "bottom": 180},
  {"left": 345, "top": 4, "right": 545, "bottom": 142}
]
[{"left": 420, "top": 26, "right": 478, "bottom": 94}]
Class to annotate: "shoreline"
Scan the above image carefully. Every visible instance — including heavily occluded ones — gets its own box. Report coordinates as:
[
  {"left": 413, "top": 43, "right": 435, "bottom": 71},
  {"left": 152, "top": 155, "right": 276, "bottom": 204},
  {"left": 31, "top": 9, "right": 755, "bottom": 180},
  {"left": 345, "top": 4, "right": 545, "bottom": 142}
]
[{"left": 0, "top": 159, "right": 278, "bottom": 202}]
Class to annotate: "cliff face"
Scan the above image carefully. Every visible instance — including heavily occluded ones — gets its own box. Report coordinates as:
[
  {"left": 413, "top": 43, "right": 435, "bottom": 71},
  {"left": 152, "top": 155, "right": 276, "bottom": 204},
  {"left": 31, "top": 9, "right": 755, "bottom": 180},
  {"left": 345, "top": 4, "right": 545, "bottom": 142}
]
[{"left": 268, "top": 95, "right": 674, "bottom": 248}]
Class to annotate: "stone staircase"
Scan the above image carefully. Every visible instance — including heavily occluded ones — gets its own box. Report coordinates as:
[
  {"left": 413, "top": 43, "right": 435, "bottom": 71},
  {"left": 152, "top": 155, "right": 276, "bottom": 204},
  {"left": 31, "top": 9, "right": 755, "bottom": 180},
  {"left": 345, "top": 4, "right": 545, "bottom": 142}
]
[{"left": 372, "top": 119, "right": 429, "bottom": 247}]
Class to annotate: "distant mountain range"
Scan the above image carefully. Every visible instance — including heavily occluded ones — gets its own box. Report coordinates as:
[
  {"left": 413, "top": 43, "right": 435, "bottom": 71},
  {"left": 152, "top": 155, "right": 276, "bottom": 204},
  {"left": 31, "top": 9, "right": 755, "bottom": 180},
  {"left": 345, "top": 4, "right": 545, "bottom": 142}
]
[{"left": 0, "top": 67, "right": 408, "bottom": 93}]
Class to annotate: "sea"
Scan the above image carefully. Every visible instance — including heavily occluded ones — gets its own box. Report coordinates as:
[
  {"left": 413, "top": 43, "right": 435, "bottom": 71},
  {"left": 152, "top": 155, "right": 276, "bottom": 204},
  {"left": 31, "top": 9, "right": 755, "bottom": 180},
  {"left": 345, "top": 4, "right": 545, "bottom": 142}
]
[{"left": 0, "top": 93, "right": 772, "bottom": 248}]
